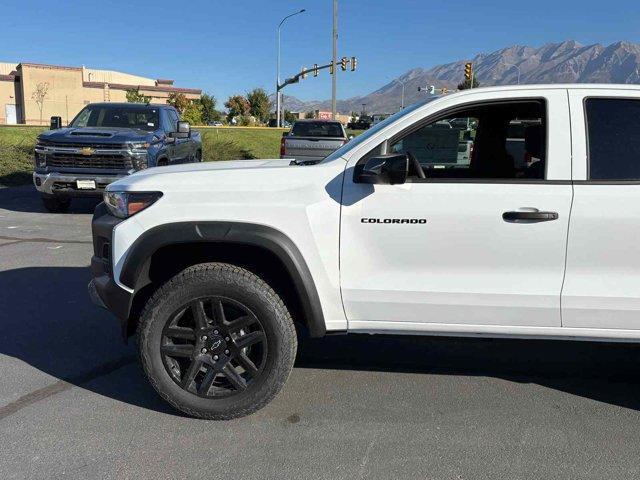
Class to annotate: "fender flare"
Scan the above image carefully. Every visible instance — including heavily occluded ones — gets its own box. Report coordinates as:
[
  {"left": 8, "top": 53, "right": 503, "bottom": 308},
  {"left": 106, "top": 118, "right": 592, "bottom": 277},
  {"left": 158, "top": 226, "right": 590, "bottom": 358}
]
[{"left": 119, "top": 222, "right": 326, "bottom": 337}]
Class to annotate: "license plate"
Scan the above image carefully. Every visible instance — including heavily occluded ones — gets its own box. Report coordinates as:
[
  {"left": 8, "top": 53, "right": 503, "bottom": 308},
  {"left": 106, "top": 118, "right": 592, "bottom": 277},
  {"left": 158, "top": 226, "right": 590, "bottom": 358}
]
[{"left": 76, "top": 180, "right": 96, "bottom": 190}]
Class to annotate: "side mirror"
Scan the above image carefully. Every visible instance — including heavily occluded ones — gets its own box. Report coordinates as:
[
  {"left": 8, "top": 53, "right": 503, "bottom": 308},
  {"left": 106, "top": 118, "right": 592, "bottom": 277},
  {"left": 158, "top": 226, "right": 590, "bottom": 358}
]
[
  {"left": 170, "top": 121, "right": 190, "bottom": 139},
  {"left": 50, "top": 116, "right": 62, "bottom": 130},
  {"left": 354, "top": 153, "right": 408, "bottom": 185}
]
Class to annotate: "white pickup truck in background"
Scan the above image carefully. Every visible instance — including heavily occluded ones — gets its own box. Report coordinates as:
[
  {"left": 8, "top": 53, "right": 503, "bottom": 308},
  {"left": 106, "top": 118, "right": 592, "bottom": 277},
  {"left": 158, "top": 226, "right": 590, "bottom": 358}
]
[{"left": 280, "top": 119, "right": 350, "bottom": 164}]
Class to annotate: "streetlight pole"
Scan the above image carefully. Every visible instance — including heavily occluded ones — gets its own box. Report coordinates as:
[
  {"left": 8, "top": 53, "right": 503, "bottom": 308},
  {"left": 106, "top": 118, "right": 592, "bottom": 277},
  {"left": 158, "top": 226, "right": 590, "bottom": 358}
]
[
  {"left": 396, "top": 79, "right": 406, "bottom": 109},
  {"left": 331, "top": 0, "right": 338, "bottom": 120},
  {"left": 503, "top": 62, "right": 521, "bottom": 85},
  {"left": 277, "top": 9, "right": 306, "bottom": 128}
]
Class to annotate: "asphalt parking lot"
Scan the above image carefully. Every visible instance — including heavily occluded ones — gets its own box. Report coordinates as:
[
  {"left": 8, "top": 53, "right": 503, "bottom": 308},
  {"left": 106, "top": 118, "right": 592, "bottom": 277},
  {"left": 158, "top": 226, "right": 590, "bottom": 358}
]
[{"left": 2, "top": 185, "right": 640, "bottom": 479}]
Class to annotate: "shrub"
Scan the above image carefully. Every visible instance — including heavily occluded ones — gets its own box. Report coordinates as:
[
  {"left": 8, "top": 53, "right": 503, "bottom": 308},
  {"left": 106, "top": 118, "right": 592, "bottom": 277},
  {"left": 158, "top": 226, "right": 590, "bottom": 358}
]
[
  {"left": 200, "top": 134, "right": 255, "bottom": 162},
  {"left": 0, "top": 134, "right": 38, "bottom": 186}
]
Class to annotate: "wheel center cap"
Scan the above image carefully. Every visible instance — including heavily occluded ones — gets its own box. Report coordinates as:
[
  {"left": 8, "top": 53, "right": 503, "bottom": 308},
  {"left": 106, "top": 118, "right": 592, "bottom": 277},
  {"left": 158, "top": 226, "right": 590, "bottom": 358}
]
[{"left": 207, "top": 335, "right": 226, "bottom": 353}]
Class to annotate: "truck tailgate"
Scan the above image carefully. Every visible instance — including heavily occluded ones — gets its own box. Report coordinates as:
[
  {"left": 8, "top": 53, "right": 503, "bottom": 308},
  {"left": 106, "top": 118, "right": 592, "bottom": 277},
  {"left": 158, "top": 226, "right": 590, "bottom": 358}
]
[{"left": 284, "top": 136, "right": 345, "bottom": 159}]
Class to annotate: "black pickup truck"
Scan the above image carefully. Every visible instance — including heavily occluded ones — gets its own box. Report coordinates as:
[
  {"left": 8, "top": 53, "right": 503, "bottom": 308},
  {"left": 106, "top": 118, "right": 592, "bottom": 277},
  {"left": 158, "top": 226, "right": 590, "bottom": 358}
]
[{"left": 33, "top": 102, "right": 202, "bottom": 212}]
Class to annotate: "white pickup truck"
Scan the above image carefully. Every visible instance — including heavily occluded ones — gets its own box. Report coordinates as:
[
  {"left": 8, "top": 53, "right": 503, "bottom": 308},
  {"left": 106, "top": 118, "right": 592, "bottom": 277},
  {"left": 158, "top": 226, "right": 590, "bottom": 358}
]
[
  {"left": 280, "top": 119, "right": 349, "bottom": 164},
  {"left": 90, "top": 84, "right": 640, "bottom": 419}
]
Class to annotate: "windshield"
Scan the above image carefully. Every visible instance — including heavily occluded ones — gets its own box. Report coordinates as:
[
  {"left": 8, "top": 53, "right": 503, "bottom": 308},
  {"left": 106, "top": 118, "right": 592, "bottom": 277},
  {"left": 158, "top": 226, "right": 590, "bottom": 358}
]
[
  {"left": 322, "top": 97, "right": 440, "bottom": 163},
  {"left": 70, "top": 105, "right": 160, "bottom": 131},
  {"left": 291, "top": 121, "right": 344, "bottom": 137}
]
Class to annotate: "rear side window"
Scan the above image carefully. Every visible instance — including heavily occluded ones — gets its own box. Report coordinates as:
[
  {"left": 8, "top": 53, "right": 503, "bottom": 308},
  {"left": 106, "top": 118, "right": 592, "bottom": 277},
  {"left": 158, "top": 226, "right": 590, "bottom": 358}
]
[
  {"left": 586, "top": 98, "right": 640, "bottom": 180},
  {"left": 291, "top": 121, "right": 343, "bottom": 137}
]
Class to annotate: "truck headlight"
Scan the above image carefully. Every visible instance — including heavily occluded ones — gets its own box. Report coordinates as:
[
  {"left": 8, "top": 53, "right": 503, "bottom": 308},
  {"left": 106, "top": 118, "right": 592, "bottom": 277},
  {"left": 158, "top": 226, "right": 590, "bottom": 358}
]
[
  {"left": 35, "top": 152, "right": 47, "bottom": 168},
  {"left": 104, "top": 191, "right": 162, "bottom": 218},
  {"left": 34, "top": 143, "right": 48, "bottom": 167},
  {"left": 129, "top": 142, "right": 150, "bottom": 170},
  {"left": 130, "top": 142, "right": 150, "bottom": 151}
]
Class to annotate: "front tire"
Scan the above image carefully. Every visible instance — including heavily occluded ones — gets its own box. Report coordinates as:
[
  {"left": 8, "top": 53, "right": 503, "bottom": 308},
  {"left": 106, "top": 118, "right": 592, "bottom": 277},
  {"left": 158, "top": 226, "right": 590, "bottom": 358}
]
[
  {"left": 41, "top": 194, "right": 70, "bottom": 213},
  {"left": 138, "top": 263, "right": 297, "bottom": 420}
]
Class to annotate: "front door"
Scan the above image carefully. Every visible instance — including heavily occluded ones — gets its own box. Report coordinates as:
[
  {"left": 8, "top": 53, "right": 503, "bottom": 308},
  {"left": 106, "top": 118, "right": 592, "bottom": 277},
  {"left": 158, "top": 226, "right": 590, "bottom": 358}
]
[
  {"left": 5, "top": 104, "right": 17, "bottom": 125},
  {"left": 340, "top": 92, "right": 573, "bottom": 330}
]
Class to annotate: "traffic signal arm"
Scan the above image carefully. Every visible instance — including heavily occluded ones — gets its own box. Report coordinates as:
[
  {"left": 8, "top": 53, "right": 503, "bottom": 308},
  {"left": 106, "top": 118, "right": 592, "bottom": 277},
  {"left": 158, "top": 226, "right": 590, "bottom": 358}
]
[{"left": 278, "top": 57, "right": 358, "bottom": 90}]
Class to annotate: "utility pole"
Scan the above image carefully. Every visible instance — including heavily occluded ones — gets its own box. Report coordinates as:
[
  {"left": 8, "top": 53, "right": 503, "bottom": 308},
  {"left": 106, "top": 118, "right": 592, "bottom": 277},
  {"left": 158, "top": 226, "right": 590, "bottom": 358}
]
[{"left": 331, "top": 0, "right": 337, "bottom": 120}]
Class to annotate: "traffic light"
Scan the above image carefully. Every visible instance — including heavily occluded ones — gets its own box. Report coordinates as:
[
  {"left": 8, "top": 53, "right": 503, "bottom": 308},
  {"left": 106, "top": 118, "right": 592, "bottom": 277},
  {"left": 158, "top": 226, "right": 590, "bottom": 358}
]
[
  {"left": 340, "top": 57, "right": 348, "bottom": 71},
  {"left": 329, "top": 60, "right": 335, "bottom": 74},
  {"left": 464, "top": 62, "right": 473, "bottom": 81},
  {"left": 313, "top": 64, "right": 319, "bottom": 77},
  {"left": 301, "top": 67, "right": 307, "bottom": 80},
  {"left": 351, "top": 56, "right": 357, "bottom": 71}
]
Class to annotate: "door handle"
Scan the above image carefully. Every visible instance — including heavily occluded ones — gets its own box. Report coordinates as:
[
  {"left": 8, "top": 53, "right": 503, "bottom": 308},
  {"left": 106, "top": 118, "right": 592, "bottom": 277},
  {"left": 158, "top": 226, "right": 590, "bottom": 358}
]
[{"left": 502, "top": 210, "right": 558, "bottom": 223}]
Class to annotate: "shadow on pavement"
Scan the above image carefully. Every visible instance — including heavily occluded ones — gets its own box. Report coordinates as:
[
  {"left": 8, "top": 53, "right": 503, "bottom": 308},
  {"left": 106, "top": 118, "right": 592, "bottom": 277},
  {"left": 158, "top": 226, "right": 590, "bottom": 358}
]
[
  {"left": 0, "top": 185, "right": 100, "bottom": 214},
  {"left": 2, "top": 265, "right": 640, "bottom": 416}
]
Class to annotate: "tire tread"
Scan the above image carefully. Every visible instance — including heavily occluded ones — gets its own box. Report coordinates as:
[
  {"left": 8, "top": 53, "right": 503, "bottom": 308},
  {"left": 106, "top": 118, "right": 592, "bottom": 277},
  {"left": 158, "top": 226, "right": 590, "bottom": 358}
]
[{"left": 138, "top": 262, "right": 297, "bottom": 420}]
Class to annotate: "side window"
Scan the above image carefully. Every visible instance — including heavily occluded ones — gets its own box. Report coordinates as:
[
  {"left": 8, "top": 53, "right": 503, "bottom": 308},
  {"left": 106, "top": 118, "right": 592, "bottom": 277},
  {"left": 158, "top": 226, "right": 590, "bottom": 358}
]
[
  {"left": 389, "top": 101, "right": 547, "bottom": 180},
  {"left": 73, "top": 108, "right": 92, "bottom": 127},
  {"left": 165, "top": 109, "right": 179, "bottom": 132},
  {"left": 586, "top": 98, "right": 640, "bottom": 180}
]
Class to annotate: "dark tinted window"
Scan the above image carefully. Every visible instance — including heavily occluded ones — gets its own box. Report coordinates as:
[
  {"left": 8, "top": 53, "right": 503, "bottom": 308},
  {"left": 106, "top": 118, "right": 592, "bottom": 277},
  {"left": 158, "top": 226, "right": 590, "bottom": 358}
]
[
  {"left": 586, "top": 98, "right": 640, "bottom": 180},
  {"left": 291, "top": 121, "right": 343, "bottom": 137},
  {"left": 390, "top": 101, "right": 546, "bottom": 180},
  {"left": 166, "top": 109, "right": 179, "bottom": 132},
  {"left": 71, "top": 105, "right": 159, "bottom": 131}
]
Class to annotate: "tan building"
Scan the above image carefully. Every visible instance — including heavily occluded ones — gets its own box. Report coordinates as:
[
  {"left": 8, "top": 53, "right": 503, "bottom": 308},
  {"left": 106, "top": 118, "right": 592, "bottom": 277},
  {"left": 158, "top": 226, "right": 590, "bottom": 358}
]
[{"left": 0, "top": 62, "right": 201, "bottom": 125}]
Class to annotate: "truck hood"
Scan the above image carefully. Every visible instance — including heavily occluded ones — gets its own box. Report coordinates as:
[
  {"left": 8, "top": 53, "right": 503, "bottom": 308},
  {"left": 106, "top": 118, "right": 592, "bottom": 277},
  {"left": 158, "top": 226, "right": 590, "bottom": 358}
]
[
  {"left": 108, "top": 159, "right": 299, "bottom": 190},
  {"left": 137, "top": 159, "right": 292, "bottom": 176},
  {"left": 38, "top": 127, "right": 155, "bottom": 144}
]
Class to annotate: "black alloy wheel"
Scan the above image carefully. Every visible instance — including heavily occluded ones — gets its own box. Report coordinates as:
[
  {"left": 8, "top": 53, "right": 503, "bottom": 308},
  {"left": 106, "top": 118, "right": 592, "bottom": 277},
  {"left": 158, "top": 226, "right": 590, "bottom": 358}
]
[
  {"left": 161, "top": 296, "right": 267, "bottom": 398},
  {"left": 138, "top": 262, "right": 297, "bottom": 419}
]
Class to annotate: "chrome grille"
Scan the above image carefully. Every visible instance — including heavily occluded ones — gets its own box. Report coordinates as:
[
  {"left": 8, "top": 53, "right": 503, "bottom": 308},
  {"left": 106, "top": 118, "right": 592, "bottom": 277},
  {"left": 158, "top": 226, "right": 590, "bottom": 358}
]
[
  {"left": 47, "top": 154, "right": 131, "bottom": 170},
  {"left": 36, "top": 141, "right": 132, "bottom": 170}
]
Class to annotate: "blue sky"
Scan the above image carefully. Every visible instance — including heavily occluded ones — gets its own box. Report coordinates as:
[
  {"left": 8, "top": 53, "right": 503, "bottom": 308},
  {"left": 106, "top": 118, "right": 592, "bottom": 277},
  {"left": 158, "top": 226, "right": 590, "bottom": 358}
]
[{"left": 2, "top": 0, "right": 639, "bottom": 104}]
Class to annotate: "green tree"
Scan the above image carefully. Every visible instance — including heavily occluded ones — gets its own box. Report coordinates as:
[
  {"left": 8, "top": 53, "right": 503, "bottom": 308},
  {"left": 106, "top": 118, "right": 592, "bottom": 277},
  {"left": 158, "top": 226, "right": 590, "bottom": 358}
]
[
  {"left": 238, "top": 115, "right": 255, "bottom": 126},
  {"left": 304, "top": 111, "right": 315, "bottom": 119},
  {"left": 181, "top": 101, "right": 204, "bottom": 125},
  {"left": 246, "top": 88, "right": 271, "bottom": 124},
  {"left": 199, "top": 93, "right": 220, "bottom": 124},
  {"left": 167, "top": 92, "right": 190, "bottom": 113},
  {"left": 224, "top": 95, "right": 250, "bottom": 122},
  {"left": 284, "top": 110, "right": 297, "bottom": 123},
  {"left": 126, "top": 88, "right": 151, "bottom": 104},
  {"left": 456, "top": 77, "right": 480, "bottom": 90}
]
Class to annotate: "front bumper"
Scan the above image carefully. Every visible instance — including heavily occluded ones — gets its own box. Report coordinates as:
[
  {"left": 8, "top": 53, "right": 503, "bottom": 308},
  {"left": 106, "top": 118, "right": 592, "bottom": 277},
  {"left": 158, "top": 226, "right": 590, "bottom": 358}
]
[
  {"left": 33, "top": 171, "right": 126, "bottom": 196},
  {"left": 89, "top": 202, "right": 133, "bottom": 333}
]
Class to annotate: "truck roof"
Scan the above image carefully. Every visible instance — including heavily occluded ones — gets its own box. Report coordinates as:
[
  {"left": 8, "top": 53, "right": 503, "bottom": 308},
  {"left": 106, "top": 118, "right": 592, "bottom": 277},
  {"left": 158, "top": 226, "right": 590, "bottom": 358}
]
[
  {"left": 85, "top": 102, "right": 173, "bottom": 109},
  {"left": 292, "top": 119, "right": 343, "bottom": 123},
  {"left": 446, "top": 83, "right": 640, "bottom": 98}
]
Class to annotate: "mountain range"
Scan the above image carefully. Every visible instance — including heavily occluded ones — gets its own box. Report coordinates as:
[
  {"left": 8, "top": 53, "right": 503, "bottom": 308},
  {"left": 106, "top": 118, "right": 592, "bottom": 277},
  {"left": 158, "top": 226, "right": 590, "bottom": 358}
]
[{"left": 279, "top": 40, "right": 640, "bottom": 115}]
